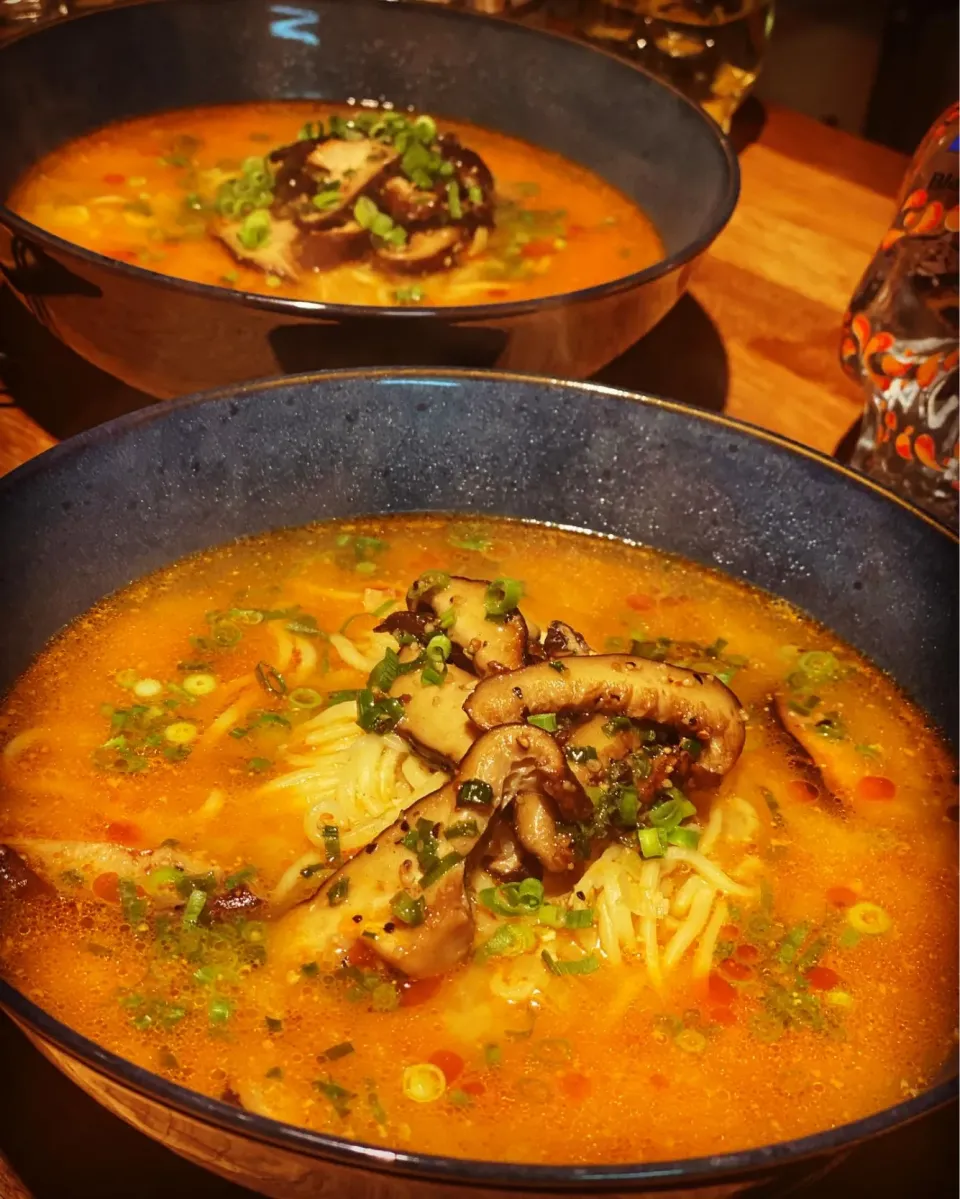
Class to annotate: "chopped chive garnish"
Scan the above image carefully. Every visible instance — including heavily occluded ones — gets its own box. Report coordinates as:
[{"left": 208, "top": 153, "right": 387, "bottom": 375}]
[
  {"left": 328, "top": 877, "right": 350, "bottom": 906},
  {"left": 390, "top": 891, "right": 426, "bottom": 926},
  {"left": 541, "top": 950, "right": 600, "bottom": 976},
  {"left": 255, "top": 660, "right": 286, "bottom": 696},
  {"left": 444, "top": 818, "right": 480, "bottom": 840},
  {"left": 321, "top": 1041, "right": 355, "bottom": 1061},
  {"left": 457, "top": 779, "right": 494, "bottom": 808},
  {"left": 322, "top": 825, "right": 341, "bottom": 865},
  {"left": 527, "top": 713, "right": 558, "bottom": 733},
  {"left": 484, "top": 576, "right": 524, "bottom": 618},
  {"left": 420, "top": 851, "right": 463, "bottom": 889}
]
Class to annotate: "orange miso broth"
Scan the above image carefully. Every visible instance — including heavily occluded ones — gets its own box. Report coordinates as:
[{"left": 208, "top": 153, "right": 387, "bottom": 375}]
[
  {"left": 0, "top": 516, "right": 956, "bottom": 1166},
  {"left": 9, "top": 102, "right": 663, "bottom": 307}
]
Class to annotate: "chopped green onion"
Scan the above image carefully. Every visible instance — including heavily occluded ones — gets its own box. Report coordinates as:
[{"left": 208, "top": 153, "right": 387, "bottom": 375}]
[
  {"left": 206, "top": 997, "right": 232, "bottom": 1026},
  {"left": 328, "top": 877, "right": 349, "bottom": 906},
  {"left": 538, "top": 903, "right": 564, "bottom": 927},
  {"left": 322, "top": 824, "right": 341, "bottom": 865},
  {"left": 133, "top": 677, "right": 164, "bottom": 699},
  {"left": 484, "top": 1043, "right": 502, "bottom": 1067},
  {"left": 312, "top": 188, "right": 342, "bottom": 210},
  {"left": 444, "top": 819, "right": 480, "bottom": 840},
  {"left": 143, "top": 865, "right": 184, "bottom": 896},
  {"left": 638, "top": 827, "right": 665, "bottom": 858},
  {"left": 777, "top": 923, "right": 810, "bottom": 965},
  {"left": 390, "top": 891, "right": 426, "bottom": 926},
  {"left": 420, "top": 851, "right": 463, "bottom": 889},
  {"left": 666, "top": 825, "right": 700, "bottom": 849},
  {"left": 407, "top": 570, "right": 451, "bottom": 607},
  {"left": 321, "top": 1041, "right": 355, "bottom": 1062},
  {"left": 796, "top": 650, "right": 843, "bottom": 684},
  {"left": 484, "top": 576, "right": 524, "bottom": 618},
  {"left": 183, "top": 672, "right": 217, "bottom": 697},
  {"left": 541, "top": 950, "right": 600, "bottom": 976},
  {"left": 118, "top": 878, "right": 147, "bottom": 927},
  {"left": 224, "top": 864, "right": 257, "bottom": 889},
  {"left": 649, "top": 796, "right": 696, "bottom": 829},
  {"left": 314, "top": 1077, "right": 355, "bottom": 1117},
  {"left": 237, "top": 208, "right": 271, "bottom": 250},
  {"left": 368, "top": 647, "right": 401, "bottom": 693},
  {"left": 457, "top": 779, "right": 494, "bottom": 808},
  {"left": 479, "top": 877, "right": 544, "bottom": 916},
  {"left": 846, "top": 901, "right": 891, "bottom": 935},
  {"left": 182, "top": 888, "right": 207, "bottom": 928},
  {"left": 356, "top": 689, "right": 404, "bottom": 734},
  {"left": 164, "top": 720, "right": 197, "bottom": 746},
  {"left": 353, "top": 195, "right": 379, "bottom": 230},
  {"left": 288, "top": 686, "right": 323, "bottom": 709},
  {"left": 115, "top": 668, "right": 140, "bottom": 689},
  {"left": 255, "top": 660, "right": 286, "bottom": 696},
  {"left": 402, "top": 1062, "right": 446, "bottom": 1103},
  {"left": 412, "top": 114, "right": 437, "bottom": 141},
  {"left": 679, "top": 736, "right": 703, "bottom": 759},
  {"left": 481, "top": 922, "right": 536, "bottom": 958},
  {"left": 564, "top": 908, "right": 595, "bottom": 929},
  {"left": 565, "top": 744, "right": 597, "bottom": 764},
  {"left": 446, "top": 180, "right": 463, "bottom": 219},
  {"left": 527, "top": 713, "right": 558, "bottom": 733},
  {"left": 265, "top": 1015, "right": 283, "bottom": 1033},
  {"left": 617, "top": 786, "right": 640, "bottom": 827}
]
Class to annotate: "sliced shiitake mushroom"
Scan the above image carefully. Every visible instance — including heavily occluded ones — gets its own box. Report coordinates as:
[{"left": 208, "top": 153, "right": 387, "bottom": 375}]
[
  {"left": 278, "top": 726, "right": 578, "bottom": 979},
  {"left": 387, "top": 661, "right": 479, "bottom": 770},
  {"left": 409, "top": 576, "right": 528, "bottom": 677},
  {"left": 465, "top": 655, "right": 745, "bottom": 776}
]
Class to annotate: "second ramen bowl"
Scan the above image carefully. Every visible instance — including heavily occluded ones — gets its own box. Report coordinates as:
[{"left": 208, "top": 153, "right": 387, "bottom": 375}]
[{"left": 0, "top": 0, "right": 737, "bottom": 399}]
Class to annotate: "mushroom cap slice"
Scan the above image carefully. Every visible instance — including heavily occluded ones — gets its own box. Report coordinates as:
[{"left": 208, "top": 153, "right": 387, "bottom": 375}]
[
  {"left": 771, "top": 692, "right": 847, "bottom": 808},
  {"left": 215, "top": 215, "right": 301, "bottom": 280},
  {"left": 513, "top": 791, "right": 575, "bottom": 873},
  {"left": 411, "top": 576, "right": 528, "bottom": 677},
  {"left": 3, "top": 838, "right": 223, "bottom": 908},
  {"left": 465, "top": 655, "right": 746, "bottom": 776},
  {"left": 374, "top": 226, "right": 466, "bottom": 275},
  {"left": 280, "top": 726, "right": 574, "bottom": 979},
  {"left": 388, "top": 661, "right": 479, "bottom": 770}
]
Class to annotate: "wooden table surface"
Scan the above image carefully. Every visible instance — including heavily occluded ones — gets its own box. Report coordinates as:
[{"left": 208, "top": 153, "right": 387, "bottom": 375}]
[{"left": 0, "top": 101, "right": 906, "bottom": 478}]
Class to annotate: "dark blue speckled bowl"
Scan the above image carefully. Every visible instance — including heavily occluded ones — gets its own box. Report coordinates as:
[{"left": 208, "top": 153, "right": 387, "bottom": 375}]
[
  {"left": 0, "top": 0, "right": 737, "bottom": 399},
  {"left": 0, "top": 371, "right": 956, "bottom": 1197}
]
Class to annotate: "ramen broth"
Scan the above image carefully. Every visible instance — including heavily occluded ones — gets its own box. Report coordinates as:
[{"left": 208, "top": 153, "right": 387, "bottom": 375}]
[
  {"left": 9, "top": 103, "right": 664, "bottom": 307},
  {"left": 0, "top": 517, "right": 956, "bottom": 1165}
]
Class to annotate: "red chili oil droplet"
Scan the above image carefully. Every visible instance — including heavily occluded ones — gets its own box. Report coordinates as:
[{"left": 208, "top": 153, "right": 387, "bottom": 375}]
[
  {"left": 805, "top": 966, "right": 841, "bottom": 991},
  {"left": 855, "top": 776, "right": 896, "bottom": 801},
  {"left": 428, "top": 1050, "right": 464, "bottom": 1084}
]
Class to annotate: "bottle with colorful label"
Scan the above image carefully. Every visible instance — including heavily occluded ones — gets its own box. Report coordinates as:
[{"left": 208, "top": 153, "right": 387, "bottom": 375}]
[{"left": 840, "top": 103, "right": 959, "bottom": 528}]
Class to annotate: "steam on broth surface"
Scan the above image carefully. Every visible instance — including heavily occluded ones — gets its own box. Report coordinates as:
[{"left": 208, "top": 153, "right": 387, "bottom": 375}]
[
  {"left": 9, "top": 103, "right": 663, "bottom": 307},
  {"left": 0, "top": 516, "right": 956, "bottom": 1165}
]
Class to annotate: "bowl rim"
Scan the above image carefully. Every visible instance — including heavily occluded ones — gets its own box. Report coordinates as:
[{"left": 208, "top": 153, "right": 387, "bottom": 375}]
[
  {"left": 0, "top": 367, "right": 956, "bottom": 1191},
  {"left": 0, "top": 0, "right": 740, "bottom": 323}
]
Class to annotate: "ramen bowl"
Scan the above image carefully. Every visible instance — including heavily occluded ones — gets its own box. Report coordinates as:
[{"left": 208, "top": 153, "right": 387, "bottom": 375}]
[
  {"left": 0, "top": 370, "right": 956, "bottom": 1197},
  {"left": 0, "top": 0, "right": 737, "bottom": 400}
]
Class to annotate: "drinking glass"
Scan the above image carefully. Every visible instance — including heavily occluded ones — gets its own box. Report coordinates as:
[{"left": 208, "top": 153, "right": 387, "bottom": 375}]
[{"left": 536, "top": 0, "right": 774, "bottom": 131}]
